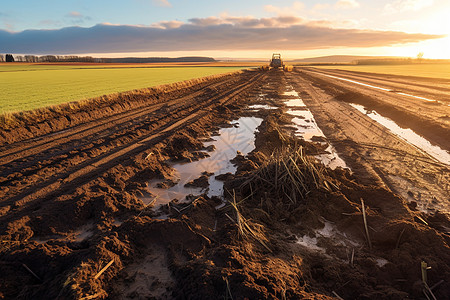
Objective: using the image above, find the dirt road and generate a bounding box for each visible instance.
[300,67,450,150]
[0,69,448,299]
[287,68,449,214]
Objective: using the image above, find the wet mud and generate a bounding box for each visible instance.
[0,69,449,299]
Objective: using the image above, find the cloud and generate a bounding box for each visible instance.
[384,0,434,14]
[68,11,82,18]
[65,11,91,25]
[188,16,305,28]
[0,17,443,55]
[152,20,183,29]
[152,0,171,7]
[335,0,360,9]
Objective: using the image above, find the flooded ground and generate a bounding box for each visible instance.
[282,89,349,170]
[2,70,449,300]
[350,103,450,165]
[248,104,277,110]
[320,73,444,104]
[147,117,263,205]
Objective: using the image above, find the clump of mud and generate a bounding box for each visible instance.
[184,174,211,188]
[168,108,450,299]
[169,145,449,299]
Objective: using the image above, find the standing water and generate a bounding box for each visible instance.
[282,89,348,170]
[147,117,263,205]
[350,103,450,165]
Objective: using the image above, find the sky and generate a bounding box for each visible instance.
[0,0,449,59]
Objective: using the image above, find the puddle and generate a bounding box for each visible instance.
[375,258,389,267]
[296,235,325,252]
[283,90,299,97]
[288,110,325,141]
[116,246,175,299]
[350,103,450,165]
[282,90,349,170]
[321,73,391,92]
[73,224,93,242]
[296,221,360,253]
[397,92,436,103]
[316,145,349,171]
[248,104,278,110]
[113,219,123,227]
[296,221,390,268]
[148,117,263,205]
[387,174,448,214]
[284,98,307,108]
[29,235,64,244]
[320,73,441,104]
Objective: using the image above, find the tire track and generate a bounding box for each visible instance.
[286,71,449,213]
[0,73,254,197]
[1,72,265,214]
[303,67,450,99]
[0,74,242,165]
[297,68,450,151]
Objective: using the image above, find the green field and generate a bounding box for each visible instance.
[0,64,245,114]
[313,63,450,80]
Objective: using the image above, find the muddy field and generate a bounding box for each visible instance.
[0,68,449,299]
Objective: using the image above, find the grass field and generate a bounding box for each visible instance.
[313,63,450,80]
[0,64,246,114]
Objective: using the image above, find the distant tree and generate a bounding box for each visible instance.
[5,54,14,62]
[39,55,57,62]
[15,55,24,62]
[25,55,39,62]
[0,54,4,62]
[417,52,424,63]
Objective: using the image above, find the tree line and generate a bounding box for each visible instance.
[0,54,216,63]
[0,54,105,63]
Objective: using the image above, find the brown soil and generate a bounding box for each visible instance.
[184,175,210,189]
[0,69,448,300]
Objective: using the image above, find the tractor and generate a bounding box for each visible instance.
[261,53,293,71]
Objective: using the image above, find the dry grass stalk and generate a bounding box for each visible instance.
[332,291,345,300]
[423,283,437,300]
[22,263,42,281]
[79,293,103,300]
[429,280,444,291]
[350,248,355,267]
[395,228,405,249]
[137,197,157,217]
[416,215,428,226]
[93,259,115,280]
[421,261,432,285]
[361,198,372,250]
[240,145,335,209]
[224,277,234,300]
[228,193,272,252]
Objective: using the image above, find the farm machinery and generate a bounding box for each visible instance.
[261,53,293,71]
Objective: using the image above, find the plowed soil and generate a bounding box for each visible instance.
[0,68,448,300]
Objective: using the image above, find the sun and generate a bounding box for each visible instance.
[388,36,450,59]
[385,5,450,59]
